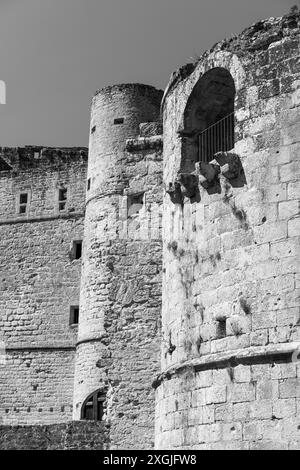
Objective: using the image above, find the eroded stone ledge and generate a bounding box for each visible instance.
[126,135,163,152]
[153,342,300,389]
[0,212,85,226]
[6,344,75,352]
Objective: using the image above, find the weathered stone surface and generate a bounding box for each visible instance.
[0,8,299,452]
[73,84,163,450]
[0,147,87,425]
[156,10,300,450]
[0,421,109,450]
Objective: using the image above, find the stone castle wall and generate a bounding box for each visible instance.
[0,421,109,450]
[0,10,299,451]
[155,11,300,449]
[73,84,164,449]
[0,146,88,424]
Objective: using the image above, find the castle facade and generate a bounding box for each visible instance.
[0,10,300,450]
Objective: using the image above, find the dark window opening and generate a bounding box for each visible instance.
[114,118,124,125]
[70,306,79,325]
[58,188,67,211]
[87,178,91,191]
[181,67,236,172]
[19,193,28,214]
[81,390,105,421]
[20,193,28,205]
[127,192,144,218]
[217,319,227,339]
[73,240,82,260]
[91,125,96,134]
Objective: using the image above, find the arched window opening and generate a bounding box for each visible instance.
[81,390,106,421]
[181,68,235,173]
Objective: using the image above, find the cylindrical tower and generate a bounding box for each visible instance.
[73,84,163,449]
[155,12,300,450]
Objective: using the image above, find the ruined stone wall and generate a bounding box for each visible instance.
[0,421,109,450]
[73,84,163,449]
[155,11,300,449]
[0,146,88,425]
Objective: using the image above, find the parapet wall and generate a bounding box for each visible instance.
[155,11,300,450]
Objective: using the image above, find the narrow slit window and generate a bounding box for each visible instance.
[73,240,82,260]
[19,193,28,214]
[114,118,124,125]
[91,125,96,134]
[58,188,67,211]
[87,178,91,191]
[70,306,79,326]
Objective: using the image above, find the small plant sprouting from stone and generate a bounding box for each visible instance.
[222,181,233,204]
[167,332,176,355]
[239,297,251,315]
[183,339,192,354]
[227,366,234,382]
[167,241,178,252]
[209,251,221,268]
[230,319,243,336]
[196,335,203,354]
[198,304,205,323]
[230,202,249,229]
[290,5,298,14]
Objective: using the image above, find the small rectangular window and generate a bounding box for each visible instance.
[59,188,67,201]
[91,125,96,134]
[217,319,226,339]
[58,188,67,211]
[114,118,124,125]
[70,306,79,326]
[87,178,91,191]
[19,192,29,214]
[20,193,28,205]
[73,240,82,260]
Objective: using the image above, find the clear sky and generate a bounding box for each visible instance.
[0,0,297,147]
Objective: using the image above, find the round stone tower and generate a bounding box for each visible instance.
[155,11,300,450]
[73,83,164,449]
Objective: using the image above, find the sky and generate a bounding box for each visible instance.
[0,0,297,148]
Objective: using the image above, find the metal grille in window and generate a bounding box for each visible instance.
[198,112,234,163]
[81,390,105,421]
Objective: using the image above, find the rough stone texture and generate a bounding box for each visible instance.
[0,421,109,450]
[155,11,300,450]
[73,84,164,449]
[0,146,88,425]
[1,10,300,451]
